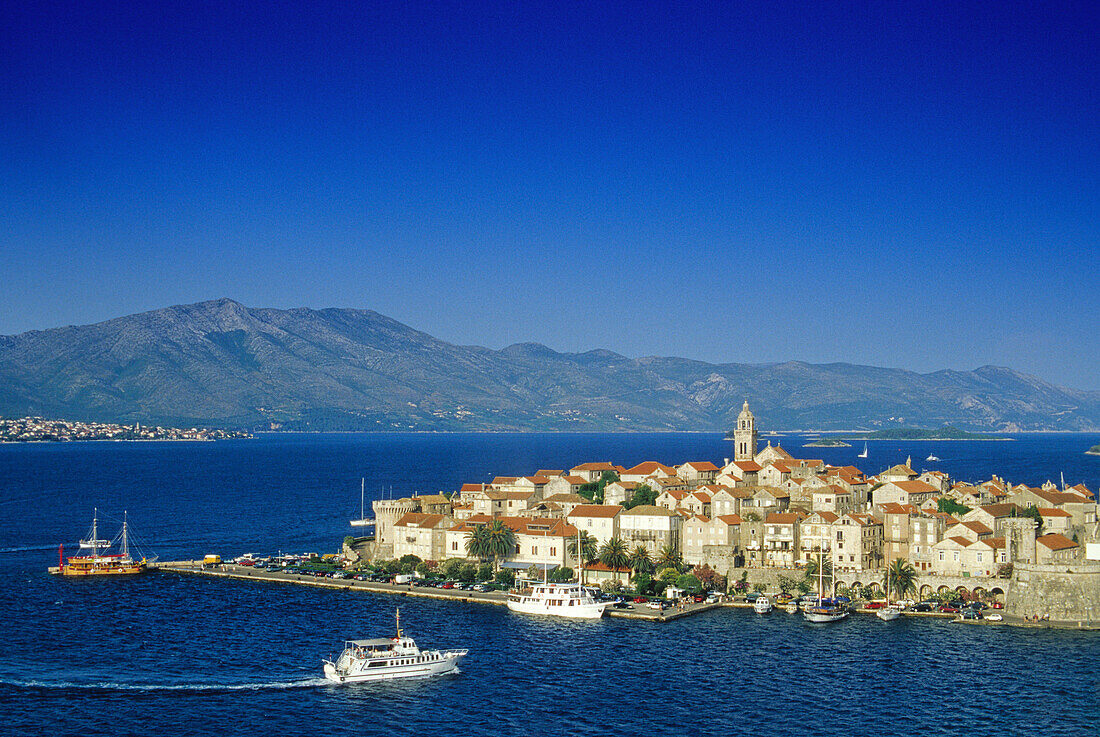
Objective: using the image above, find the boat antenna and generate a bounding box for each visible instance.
[395,607,402,639]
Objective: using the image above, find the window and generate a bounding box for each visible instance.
[550,547,556,556]
[953,551,959,562]
[532,546,538,555]
[451,541,458,551]
[939,551,944,561]
[976,553,983,563]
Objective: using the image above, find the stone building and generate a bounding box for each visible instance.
[732,400,758,462]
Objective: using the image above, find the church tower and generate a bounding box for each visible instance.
[733,400,758,462]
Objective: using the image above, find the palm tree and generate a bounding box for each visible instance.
[568,531,600,583]
[655,544,681,572]
[628,544,654,580]
[599,537,630,574]
[884,558,918,602]
[803,553,833,595]
[483,519,516,575]
[464,525,491,561]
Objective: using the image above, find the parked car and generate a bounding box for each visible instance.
[992,602,1004,609]
[961,610,982,620]
[913,603,933,612]
[865,601,886,610]
[633,596,648,604]
[775,593,793,603]
[706,594,721,604]
[693,594,705,603]
[939,605,960,613]
[613,601,634,609]
[985,613,1003,621]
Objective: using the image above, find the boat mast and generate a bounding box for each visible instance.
[120,510,130,560]
[360,478,365,520]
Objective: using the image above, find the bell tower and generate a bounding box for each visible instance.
[733,400,758,462]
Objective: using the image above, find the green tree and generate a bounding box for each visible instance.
[458,563,477,582]
[776,574,798,594]
[752,582,766,593]
[464,525,491,561]
[1012,504,1044,534]
[549,566,574,583]
[937,497,971,516]
[415,561,434,578]
[495,569,516,587]
[398,554,422,573]
[628,544,654,579]
[804,554,833,595]
[742,511,761,523]
[439,558,465,580]
[884,558,918,602]
[624,483,658,510]
[655,544,682,572]
[568,531,600,583]
[676,573,703,594]
[795,578,812,595]
[656,566,680,584]
[633,572,653,596]
[599,537,630,573]
[476,562,493,582]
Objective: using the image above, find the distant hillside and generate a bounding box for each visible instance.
[2,298,1099,432]
[848,426,1008,440]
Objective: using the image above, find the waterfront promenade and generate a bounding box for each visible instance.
[156,560,724,622]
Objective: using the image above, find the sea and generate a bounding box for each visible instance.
[1,432,1098,736]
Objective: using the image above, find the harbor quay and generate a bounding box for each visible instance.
[153,560,722,622]
[151,560,995,625]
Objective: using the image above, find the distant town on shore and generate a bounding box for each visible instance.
[0,416,252,443]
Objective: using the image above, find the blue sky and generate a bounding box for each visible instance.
[2,3,1097,388]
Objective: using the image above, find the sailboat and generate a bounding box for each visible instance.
[350,479,376,528]
[857,443,868,459]
[803,549,848,623]
[57,510,151,576]
[876,568,901,621]
[926,453,940,462]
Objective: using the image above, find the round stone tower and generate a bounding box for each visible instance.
[733,400,758,462]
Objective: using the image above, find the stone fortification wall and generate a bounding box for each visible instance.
[1005,564,1100,627]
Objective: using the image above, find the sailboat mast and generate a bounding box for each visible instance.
[360,478,365,519]
[121,511,130,559]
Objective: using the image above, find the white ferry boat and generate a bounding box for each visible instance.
[753,596,773,614]
[506,582,609,619]
[322,610,467,684]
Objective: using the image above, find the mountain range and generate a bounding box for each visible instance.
[2,298,1098,432]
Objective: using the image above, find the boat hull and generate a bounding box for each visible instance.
[804,609,850,623]
[876,608,901,621]
[506,599,608,619]
[323,653,464,684]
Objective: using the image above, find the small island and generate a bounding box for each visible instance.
[1087,444,1100,456]
[845,425,1008,441]
[803,438,852,447]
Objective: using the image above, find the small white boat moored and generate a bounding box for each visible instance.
[323,610,467,684]
[753,596,773,614]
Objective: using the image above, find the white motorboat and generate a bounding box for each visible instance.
[753,596,773,614]
[784,602,798,614]
[323,609,467,684]
[507,582,609,619]
[876,606,901,621]
[857,443,868,458]
[926,454,940,462]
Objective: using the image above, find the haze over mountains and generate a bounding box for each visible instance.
[1,298,1097,433]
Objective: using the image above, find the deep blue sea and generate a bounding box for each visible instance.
[2,432,1098,736]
